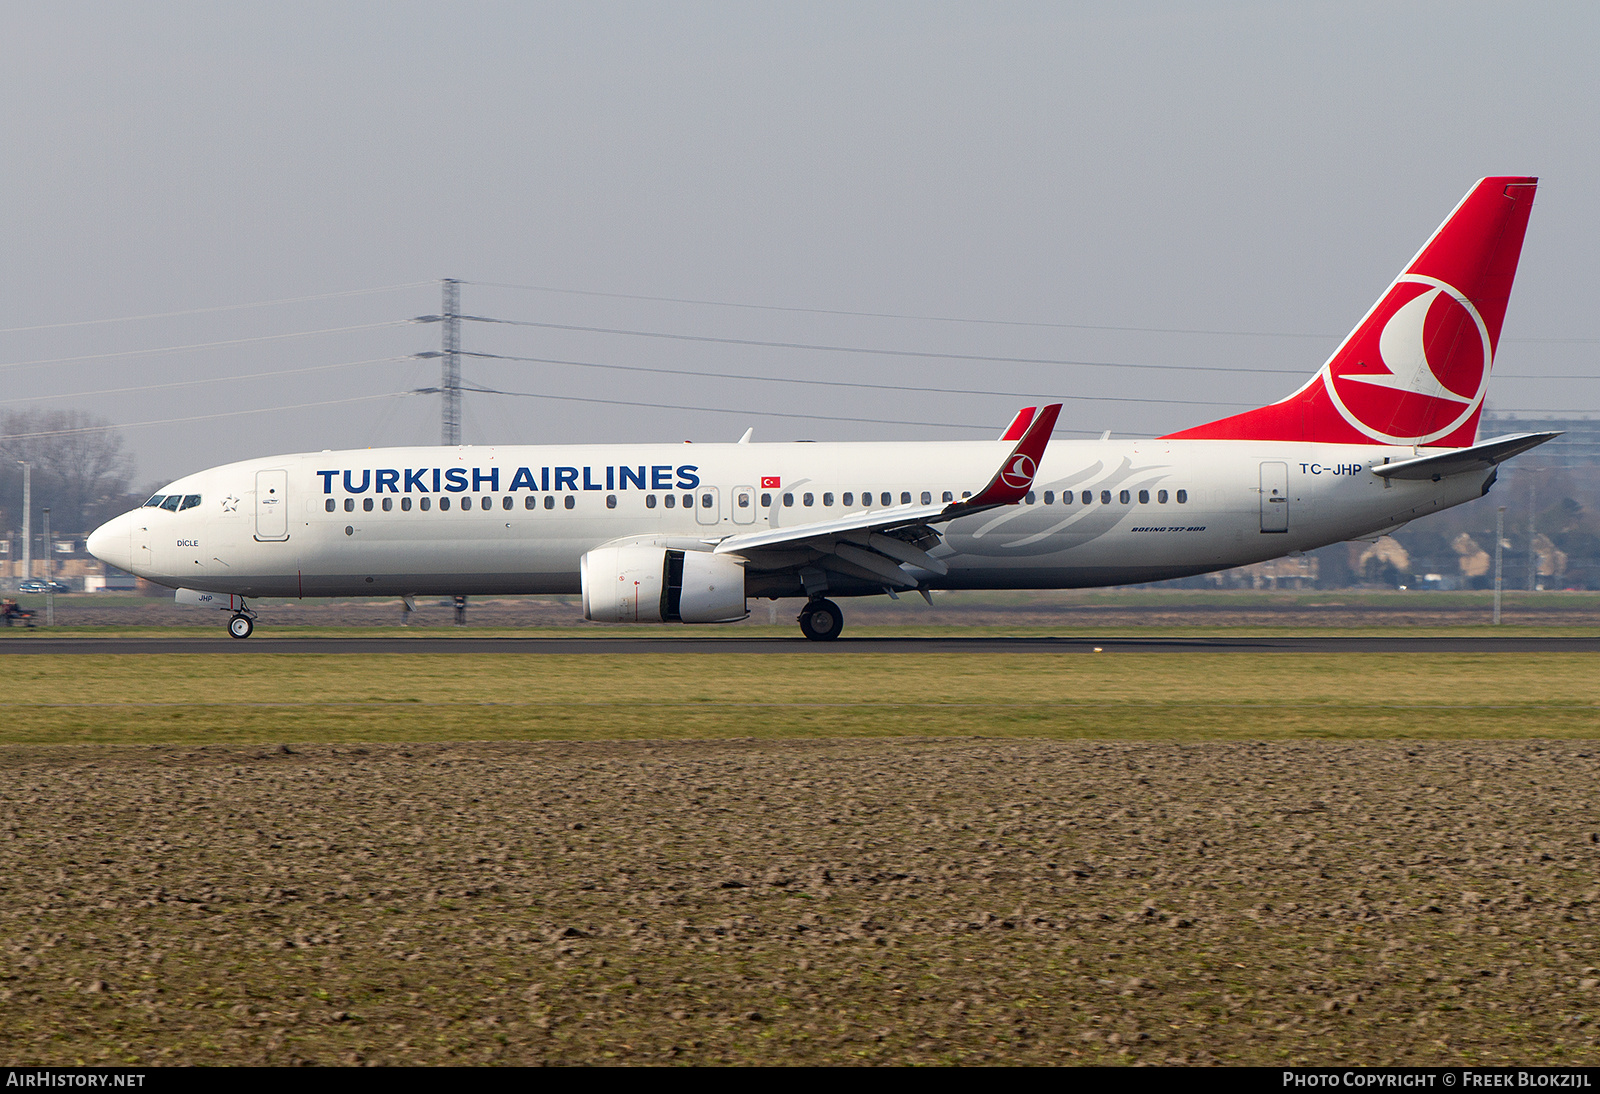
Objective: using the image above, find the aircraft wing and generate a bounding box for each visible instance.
[710,405,1061,587]
[1371,432,1561,481]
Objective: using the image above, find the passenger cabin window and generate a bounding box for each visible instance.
[606,495,617,509]
[664,494,675,508]
[803,493,814,507]
[943,491,953,503]
[646,494,657,509]
[544,496,555,509]
[382,498,393,511]
[881,492,892,506]
[783,493,794,507]
[921,491,932,505]
[1043,491,1054,504]
[440,497,451,511]
[900,492,911,505]
[1158,490,1168,503]
[842,492,854,506]
[1176,489,1188,504]
[1119,490,1130,504]
[503,496,513,511]
[420,497,432,511]
[701,494,713,509]
[363,498,374,512]
[683,494,694,509]
[1100,491,1111,505]
[344,498,355,512]
[1138,490,1149,504]
[565,496,576,509]
[403,498,413,511]
[822,493,833,506]
[1025,492,1036,505]
[325,499,335,512]
[1081,490,1091,505]
[760,492,771,507]
[461,497,473,511]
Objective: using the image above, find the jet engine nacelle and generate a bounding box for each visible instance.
[580,546,748,624]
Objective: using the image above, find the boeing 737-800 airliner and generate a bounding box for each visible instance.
[88,177,1555,640]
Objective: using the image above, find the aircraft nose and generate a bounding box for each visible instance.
[86,512,134,572]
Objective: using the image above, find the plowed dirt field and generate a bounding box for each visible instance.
[3,739,1596,1065]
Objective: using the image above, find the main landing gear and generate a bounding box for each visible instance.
[797,598,844,642]
[227,602,258,639]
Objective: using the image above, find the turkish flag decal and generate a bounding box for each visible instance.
[761,476,781,489]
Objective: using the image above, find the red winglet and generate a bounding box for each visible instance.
[964,403,1061,508]
[998,406,1036,441]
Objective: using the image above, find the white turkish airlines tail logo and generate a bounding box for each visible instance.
[999,455,1036,491]
[1322,274,1494,445]
[1344,286,1473,404]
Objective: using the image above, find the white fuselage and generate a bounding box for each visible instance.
[88,438,1491,602]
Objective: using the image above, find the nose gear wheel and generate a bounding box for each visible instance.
[226,600,258,639]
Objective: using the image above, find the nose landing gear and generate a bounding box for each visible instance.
[227,601,258,639]
[797,598,843,642]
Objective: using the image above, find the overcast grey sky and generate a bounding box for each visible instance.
[3,0,1596,487]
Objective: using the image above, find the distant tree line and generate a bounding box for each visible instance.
[1369,463,1600,591]
[0,409,142,537]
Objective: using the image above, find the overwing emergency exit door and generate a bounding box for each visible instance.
[255,469,290,541]
[1260,462,1289,533]
[695,486,721,526]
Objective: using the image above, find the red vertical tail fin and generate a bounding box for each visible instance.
[1165,177,1537,447]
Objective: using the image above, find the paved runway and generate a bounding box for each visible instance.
[2,634,1597,655]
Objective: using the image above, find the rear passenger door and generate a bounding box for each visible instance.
[1260,462,1289,534]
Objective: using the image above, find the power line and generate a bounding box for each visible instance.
[457,315,1308,375]
[0,282,434,336]
[450,383,1037,434]
[2,391,415,440]
[464,279,1598,345]
[458,326,1592,382]
[465,280,1337,340]
[458,350,1253,408]
[0,356,411,406]
[0,321,412,374]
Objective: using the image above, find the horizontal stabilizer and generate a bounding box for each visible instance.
[1371,432,1561,480]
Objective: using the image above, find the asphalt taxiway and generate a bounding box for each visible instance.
[2,635,1597,655]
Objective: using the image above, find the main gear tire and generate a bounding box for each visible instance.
[228,614,254,639]
[797,598,844,642]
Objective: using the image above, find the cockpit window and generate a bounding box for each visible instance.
[178,495,202,511]
[144,495,166,508]
[159,495,182,511]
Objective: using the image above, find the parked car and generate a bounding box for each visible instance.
[18,580,70,594]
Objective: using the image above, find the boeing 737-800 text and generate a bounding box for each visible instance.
[87,177,1555,640]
